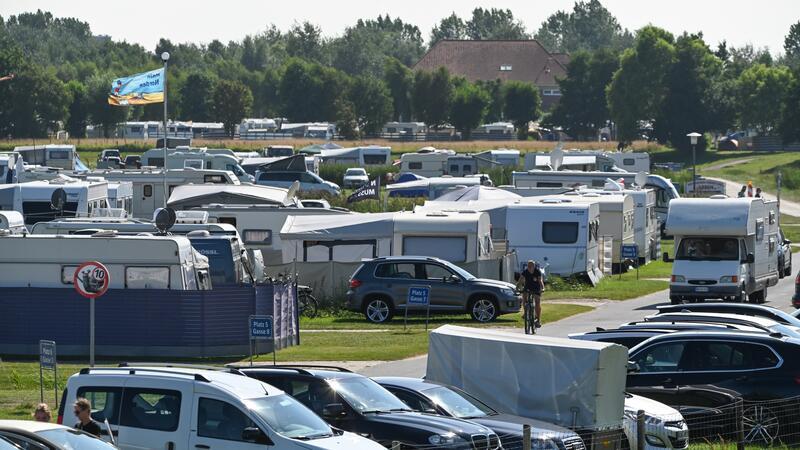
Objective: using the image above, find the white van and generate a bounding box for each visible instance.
[59,366,384,450]
[664,196,780,304]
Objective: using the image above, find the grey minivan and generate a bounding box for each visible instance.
[346,256,521,323]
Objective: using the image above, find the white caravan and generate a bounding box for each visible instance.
[398,148,455,177]
[393,211,492,263]
[319,146,392,166]
[0,211,25,234]
[190,204,352,263]
[92,168,239,219]
[0,233,211,290]
[386,176,482,199]
[505,199,602,282]
[664,196,780,304]
[13,145,82,170]
[524,150,650,173]
[107,181,133,215]
[512,170,679,229]
[0,179,110,226]
[140,148,253,182]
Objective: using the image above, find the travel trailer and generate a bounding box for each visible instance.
[664,196,780,304]
[393,211,492,263]
[92,168,239,219]
[0,211,25,234]
[13,145,88,171]
[0,233,211,290]
[524,150,650,173]
[387,176,482,199]
[107,181,133,215]
[0,179,110,225]
[140,148,253,182]
[319,146,392,166]
[190,204,352,262]
[398,148,455,177]
[505,199,602,282]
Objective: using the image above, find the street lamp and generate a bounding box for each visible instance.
[687,132,701,196]
[160,52,170,208]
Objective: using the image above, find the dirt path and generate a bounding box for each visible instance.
[705,176,800,217]
[705,158,753,171]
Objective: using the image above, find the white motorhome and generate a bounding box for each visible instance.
[524,150,650,173]
[398,148,455,177]
[0,179,110,226]
[606,152,650,173]
[13,145,83,170]
[513,170,679,229]
[0,211,25,234]
[0,233,211,290]
[92,168,240,219]
[664,196,780,304]
[191,204,352,263]
[505,199,602,282]
[319,146,392,166]
[140,148,253,182]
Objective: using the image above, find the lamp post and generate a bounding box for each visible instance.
[687,132,701,196]
[161,52,170,208]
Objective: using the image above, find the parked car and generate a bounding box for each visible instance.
[374,377,587,450]
[239,366,502,449]
[96,149,122,169]
[779,228,792,278]
[256,169,341,196]
[0,421,116,450]
[570,322,763,349]
[346,256,521,323]
[343,168,369,189]
[123,155,141,169]
[642,311,800,337]
[622,393,688,450]
[656,303,800,327]
[627,330,800,444]
[59,366,385,450]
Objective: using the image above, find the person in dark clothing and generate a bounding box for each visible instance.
[74,397,102,437]
[738,186,747,198]
[521,260,544,328]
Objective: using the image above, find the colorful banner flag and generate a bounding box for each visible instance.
[347,178,381,203]
[108,68,164,106]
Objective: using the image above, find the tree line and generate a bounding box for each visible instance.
[0,3,798,146]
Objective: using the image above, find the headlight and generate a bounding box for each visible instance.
[645,434,667,447]
[501,288,516,297]
[720,275,739,284]
[428,433,461,445]
[531,438,559,450]
[671,275,685,283]
[645,414,663,425]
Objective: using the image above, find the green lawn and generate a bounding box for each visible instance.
[701,151,800,202]
[547,276,668,301]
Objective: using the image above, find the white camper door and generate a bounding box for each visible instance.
[403,236,467,262]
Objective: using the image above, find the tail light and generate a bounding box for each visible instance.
[349,279,362,289]
[795,272,800,284]
[57,415,63,424]
[670,275,676,282]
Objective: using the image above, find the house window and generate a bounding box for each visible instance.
[500,65,513,71]
[542,89,562,96]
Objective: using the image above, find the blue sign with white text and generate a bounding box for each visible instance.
[249,315,274,340]
[622,244,639,259]
[408,286,430,306]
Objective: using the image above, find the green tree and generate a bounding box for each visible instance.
[383,57,413,121]
[475,79,505,123]
[278,58,349,122]
[785,22,800,58]
[503,81,541,139]
[465,8,528,40]
[449,82,489,139]
[430,13,467,46]
[179,72,215,121]
[87,75,127,138]
[329,15,424,77]
[349,76,393,136]
[286,21,326,62]
[335,98,358,140]
[534,0,633,53]
[212,79,253,137]
[737,64,793,135]
[411,67,453,129]
[607,26,676,142]
[64,80,89,137]
[780,68,800,143]
[549,49,619,140]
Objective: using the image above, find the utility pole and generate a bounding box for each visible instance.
[161,52,170,208]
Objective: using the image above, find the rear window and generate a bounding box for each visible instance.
[542,222,579,244]
[120,388,181,432]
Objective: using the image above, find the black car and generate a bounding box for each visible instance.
[375,377,586,450]
[123,155,141,169]
[627,330,800,444]
[569,322,761,349]
[240,366,502,449]
[656,303,800,327]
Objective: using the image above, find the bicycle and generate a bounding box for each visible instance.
[521,290,537,335]
[297,285,319,318]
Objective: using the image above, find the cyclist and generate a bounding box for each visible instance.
[521,260,544,329]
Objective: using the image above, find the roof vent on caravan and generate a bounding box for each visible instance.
[91,229,118,238]
[175,210,209,224]
[154,207,177,234]
[540,198,564,204]
[187,230,211,237]
[710,194,729,199]
[426,211,448,217]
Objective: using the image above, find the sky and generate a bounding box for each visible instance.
[1,0,798,54]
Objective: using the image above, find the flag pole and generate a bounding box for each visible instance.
[160,52,170,208]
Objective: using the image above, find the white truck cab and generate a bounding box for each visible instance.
[59,366,385,450]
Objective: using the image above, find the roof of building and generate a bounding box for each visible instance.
[414,40,567,87]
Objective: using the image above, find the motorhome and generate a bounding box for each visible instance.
[513,170,679,229]
[190,204,352,262]
[606,152,650,173]
[13,145,88,171]
[473,149,521,171]
[387,176,482,199]
[664,196,780,304]
[505,199,602,282]
[0,179,110,225]
[139,148,252,182]
[92,168,240,219]
[523,150,650,173]
[319,146,392,166]
[0,211,25,234]
[0,233,211,290]
[398,148,455,177]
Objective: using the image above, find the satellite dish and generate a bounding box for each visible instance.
[153,207,177,234]
[550,144,564,171]
[634,171,648,188]
[50,188,67,211]
[285,181,300,206]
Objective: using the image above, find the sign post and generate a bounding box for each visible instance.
[405,286,431,331]
[249,315,275,366]
[73,262,110,367]
[622,244,639,280]
[39,340,57,407]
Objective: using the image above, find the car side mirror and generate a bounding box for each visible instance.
[663,252,673,263]
[446,274,461,284]
[242,427,273,445]
[626,361,640,373]
[784,239,791,245]
[746,253,755,264]
[323,403,347,419]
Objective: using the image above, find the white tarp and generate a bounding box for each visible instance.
[426,325,626,431]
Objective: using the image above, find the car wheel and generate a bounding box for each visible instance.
[470,298,498,322]
[749,289,764,304]
[363,297,394,324]
[670,296,681,305]
[734,285,747,303]
[742,404,780,445]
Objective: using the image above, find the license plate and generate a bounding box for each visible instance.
[695,287,709,292]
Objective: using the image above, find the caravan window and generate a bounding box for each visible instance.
[623,158,635,166]
[143,185,153,197]
[204,175,226,183]
[244,229,272,245]
[450,164,459,173]
[409,162,422,170]
[542,222,579,244]
[184,159,203,169]
[403,236,467,262]
[125,266,170,289]
[537,182,562,187]
[756,219,765,241]
[364,154,386,165]
[48,150,70,160]
[61,265,79,284]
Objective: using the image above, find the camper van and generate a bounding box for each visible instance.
[0,233,211,290]
[93,168,240,219]
[0,179,110,225]
[140,148,253,182]
[505,199,602,282]
[664,197,780,304]
[319,146,392,166]
[513,170,679,228]
[0,211,25,234]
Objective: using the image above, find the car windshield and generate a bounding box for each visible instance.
[676,237,739,261]
[245,395,333,440]
[0,437,19,450]
[423,386,495,419]
[330,377,410,413]
[37,429,117,449]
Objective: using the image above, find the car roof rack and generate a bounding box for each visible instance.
[233,364,352,374]
[79,366,212,382]
[118,362,245,376]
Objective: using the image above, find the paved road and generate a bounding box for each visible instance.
[361,252,800,378]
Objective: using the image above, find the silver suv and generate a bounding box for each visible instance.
[346,256,521,323]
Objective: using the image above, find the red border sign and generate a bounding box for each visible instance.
[73,261,110,299]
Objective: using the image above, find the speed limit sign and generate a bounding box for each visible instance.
[73,261,110,299]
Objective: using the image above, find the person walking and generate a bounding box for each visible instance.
[738,185,747,198]
[747,181,754,197]
[755,187,762,198]
[521,260,544,329]
[73,398,102,437]
[32,403,51,422]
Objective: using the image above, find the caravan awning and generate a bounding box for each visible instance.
[167,184,295,208]
[280,212,395,241]
[435,185,520,202]
[534,155,597,167]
